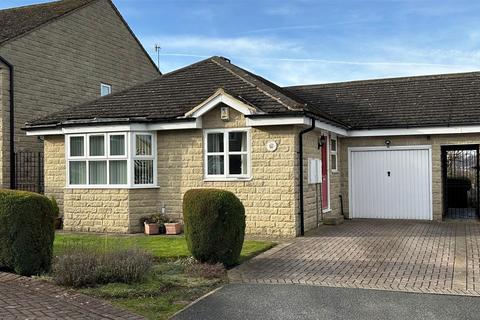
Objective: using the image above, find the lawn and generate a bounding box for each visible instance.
[53,233,276,319]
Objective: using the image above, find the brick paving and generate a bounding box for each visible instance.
[230,220,480,296]
[0,272,143,319]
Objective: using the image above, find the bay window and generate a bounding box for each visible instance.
[66,132,156,187]
[204,128,251,180]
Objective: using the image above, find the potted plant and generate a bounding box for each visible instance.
[140,214,169,235]
[165,220,182,235]
[140,216,160,235]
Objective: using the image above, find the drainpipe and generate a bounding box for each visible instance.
[0,55,15,189]
[298,117,315,236]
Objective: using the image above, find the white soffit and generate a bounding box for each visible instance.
[25,118,202,136]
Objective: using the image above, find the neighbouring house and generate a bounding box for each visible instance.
[0,0,159,190]
[24,56,480,237]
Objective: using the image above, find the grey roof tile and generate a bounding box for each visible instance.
[285,72,480,129]
[0,0,96,45]
[27,56,347,128]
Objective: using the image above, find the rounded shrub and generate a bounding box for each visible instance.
[0,189,55,276]
[183,189,246,266]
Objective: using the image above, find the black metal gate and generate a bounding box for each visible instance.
[14,151,44,194]
[441,145,479,219]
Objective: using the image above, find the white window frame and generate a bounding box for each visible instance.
[131,132,157,187]
[100,83,112,96]
[330,135,338,173]
[66,132,157,188]
[204,128,252,181]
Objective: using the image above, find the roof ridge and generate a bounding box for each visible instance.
[286,71,480,89]
[0,0,70,12]
[210,56,305,111]
[0,0,100,46]
[159,56,214,79]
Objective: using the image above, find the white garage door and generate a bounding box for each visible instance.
[349,146,432,220]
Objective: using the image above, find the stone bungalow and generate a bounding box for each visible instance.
[25,56,480,237]
[0,0,159,189]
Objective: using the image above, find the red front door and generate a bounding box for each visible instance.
[321,137,329,209]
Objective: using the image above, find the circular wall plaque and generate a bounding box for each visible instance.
[266,140,278,152]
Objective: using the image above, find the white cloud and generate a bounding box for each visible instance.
[142,35,302,57]
[239,20,377,35]
[141,35,480,85]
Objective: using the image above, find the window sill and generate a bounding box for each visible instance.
[203,177,253,182]
[65,185,160,190]
[331,170,340,174]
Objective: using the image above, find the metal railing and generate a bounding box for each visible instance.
[14,151,44,194]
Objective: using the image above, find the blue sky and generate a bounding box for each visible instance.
[3,0,480,85]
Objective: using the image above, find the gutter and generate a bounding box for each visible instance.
[24,116,199,131]
[298,117,315,236]
[0,55,15,189]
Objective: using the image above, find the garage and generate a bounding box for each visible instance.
[349,146,432,220]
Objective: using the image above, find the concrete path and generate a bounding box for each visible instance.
[230,220,480,295]
[173,283,480,320]
[0,272,143,319]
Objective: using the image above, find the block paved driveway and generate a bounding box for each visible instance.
[0,272,143,319]
[230,219,480,296]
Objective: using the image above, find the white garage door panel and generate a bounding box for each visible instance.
[350,147,432,220]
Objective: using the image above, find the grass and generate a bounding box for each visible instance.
[53,233,276,319]
[54,233,275,261]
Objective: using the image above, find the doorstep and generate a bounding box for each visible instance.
[322,214,344,225]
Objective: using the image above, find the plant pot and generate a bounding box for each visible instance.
[144,222,160,235]
[54,217,63,230]
[165,222,182,235]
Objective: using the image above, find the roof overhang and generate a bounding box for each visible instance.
[27,116,480,138]
[246,115,348,136]
[25,118,202,136]
[348,125,480,137]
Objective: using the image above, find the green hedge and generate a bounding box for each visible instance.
[183,189,245,266]
[0,190,55,276]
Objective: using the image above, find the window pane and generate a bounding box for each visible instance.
[331,139,337,152]
[89,161,107,184]
[207,133,224,152]
[110,135,125,156]
[69,161,86,184]
[229,132,247,152]
[109,160,127,184]
[134,160,154,184]
[136,134,152,156]
[229,154,247,175]
[207,155,224,175]
[70,136,84,157]
[101,84,111,96]
[331,154,337,170]
[89,135,105,156]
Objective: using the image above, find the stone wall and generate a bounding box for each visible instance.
[0,0,158,187]
[301,131,342,233]
[44,136,65,212]
[340,134,480,221]
[63,189,130,233]
[44,106,298,236]
[157,106,298,237]
[128,189,161,233]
